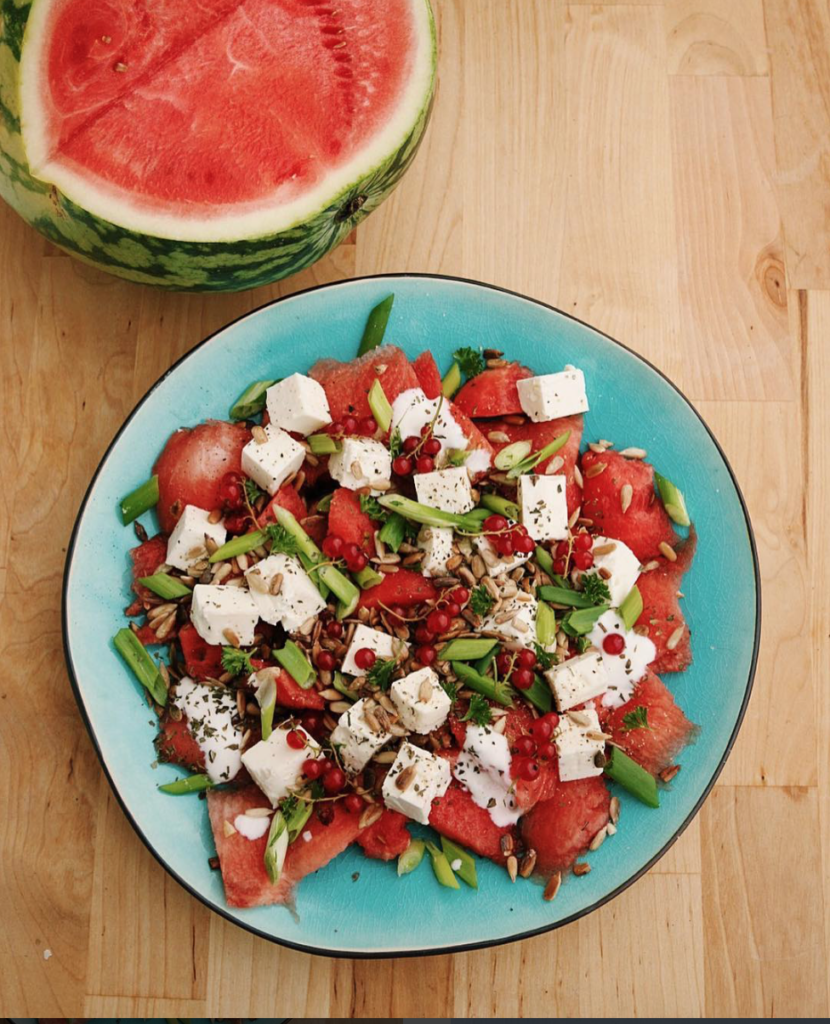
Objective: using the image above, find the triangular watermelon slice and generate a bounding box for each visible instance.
[453,363,533,418]
[327,487,377,554]
[412,351,443,399]
[605,670,694,774]
[428,781,515,863]
[257,483,307,528]
[636,531,696,673]
[127,534,169,609]
[156,714,205,772]
[357,567,437,610]
[356,808,412,860]
[310,346,420,422]
[520,775,611,875]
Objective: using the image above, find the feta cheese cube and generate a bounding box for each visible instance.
[381,742,451,824]
[244,553,325,632]
[587,535,641,606]
[545,650,609,711]
[553,708,606,782]
[518,474,568,541]
[473,531,533,577]
[418,525,454,577]
[166,504,227,571]
[481,590,537,643]
[390,667,451,733]
[241,724,322,806]
[517,368,589,422]
[265,373,331,436]
[414,466,474,513]
[329,437,392,493]
[341,623,406,676]
[191,584,259,646]
[241,425,305,496]
[172,677,243,783]
[330,697,393,773]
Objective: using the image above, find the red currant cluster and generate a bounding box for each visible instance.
[551,530,594,575]
[414,586,470,665]
[285,729,354,799]
[511,712,560,781]
[481,514,535,556]
[392,423,442,477]
[495,646,538,690]
[321,533,368,572]
[217,471,251,533]
[326,414,378,438]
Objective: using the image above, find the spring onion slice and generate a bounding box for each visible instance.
[654,471,690,528]
[441,362,462,398]
[494,440,531,471]
[113,628,168,705]
[273,506,359,608]
[453,661,513,707]
[524,673,553,713]
[480,493,520,521]
[333,671,359,702]
[536,600,557,646]
[229,379,276,420]
[138,573,192,600]
[563,604,610,635]
[506,430,571,478]
[439,836,478,888]
[368,378,393,433]
[254,670,277,741]
[603,746,660,808]
[158,773,213,795]
[439,638,498,661]
[398,838,426,876]
[619,584,643,631]
[537,585,598,608]
[308,433,340,455]
[425,841,460,889]
[120,475,159,525]
[209,530,266,564]
[275,640,316,688]
[355,565,384,590]
[377,494,483,533]
[264,809,289,883]
[284,797,314,843]
[357,294,394,356]
[378,512,407,552]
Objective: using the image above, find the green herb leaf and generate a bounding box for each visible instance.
[621,705,651,732]
[440,678,459,703]
[365,657,398,691]
[581,573,611,606]
[221,647,254,678]
[389,427,403,458]
[359,494,389,522]
[453,346,485,379]
[470,584,494,617]
[265,523,300,556]
[445,448,470,467]
[461,693,492,726]
[244,477,264,504]
[576,636,592,654]
[533,643,555,670]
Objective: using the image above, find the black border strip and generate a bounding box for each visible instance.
[61,272,762,960]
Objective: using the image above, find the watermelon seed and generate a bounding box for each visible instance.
[506,855,518,882]
[543,872,562,901]
[573,862,591,877]
[666,626,685,651]
[620,483,633,514]
[659,765,681,783]
[609,796,621,824]
[659,541,678,562]
[589,826,608,852]
[113,62,127,72]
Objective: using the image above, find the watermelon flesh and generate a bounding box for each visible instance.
[127,533,168,607]
[429,781,514,862]
[156,715,205,772]
[327,487,377,554]
[178,623,224,681]
[520,776,611,875]
[605,670,694,775]
[412,351,443,399]
[257,483,307,528]
[453,363,532,418]
[636,531,696,673]
[355,809,411,860]
[357,567,437,610]
[310,346,421,422]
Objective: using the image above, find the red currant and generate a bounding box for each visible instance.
[417,645,437,666]
[286,729,305,750]
[359,416,378,436]
[537,742,556,760]
[302,711,323,735]
[322,766,346,793]
[223,512,248,534]
[530,718,553,743]
[353,647,376,670]
[388,603,407,623]
[450,586,470,606]
[520,759,540,781]
[511,667,534,690]
[327,421,343,436]
[217,472,244,511]
[516,648,537,669]
[317,803,335,825]
[426,609,450,633]
[496,652,514,676]
[416,455,435,474]
[326,620,344,639]
[513,533,535,554]
[316,650,336,671]
[321,534,344,559]
[303,757,324,779]
[393,455,413,476]
[496,536,514,557]
[446,601,461,618]
[403,435,420,453]
[343,793,364,814]
[420,424,432,437]
[342,415,358,435]
[572,550,594,570]
[347,551,368,572]
[553,557,568,575]
[414,626,435,644]
[513,735,536,756]
[543,712,560,731]
[574,532,593,551]
[483,514,508,532]
[603,633,626,655]
[423,437,442,456]
[343,542,361,562]
[555,540,570,558]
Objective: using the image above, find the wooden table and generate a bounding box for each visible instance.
[1,0,828,1017]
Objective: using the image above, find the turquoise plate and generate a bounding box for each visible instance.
[63,275,760,957]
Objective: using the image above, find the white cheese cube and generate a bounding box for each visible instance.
[329,437,392,494]
[480,590,538,643]
[265,373,331,436]
[330,697,393,773]
[418,525,454,577]
[545,650,609,711]
[341,623,406,676]
[453,723,521,827]
[414,466,474,513]
[553,708,606,782]
[241,425,305,496]
[241,724,322,807]
[382,742,451,824]
[587,535,641,607]
[390,667,451,733]
[519,474,568,541]
[473,532,533,577]
[191,584,259,646]
[244,553,325,632]
[172,676,243,783]
[166,504,227,571]
[517,368,589,422]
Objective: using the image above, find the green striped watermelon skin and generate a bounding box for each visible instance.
[0,0,435,291]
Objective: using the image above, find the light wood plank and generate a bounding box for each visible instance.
[665,0,769,76]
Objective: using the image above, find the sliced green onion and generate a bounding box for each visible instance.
[273,507,359,608]
[120,475,159,525]
[445,448,470,467]
[441,362,462,398]
[284,797,314,843]
[298,549,330,599]
[524,673,553,713]
[209,529,266,564]
[357,293,394,356]
[453,661,513,707]
[355,565,383,590]
[439,836,478,889]
[378,511,407,552]
[308,433,340,455]
[333,671,359,702]
[336,590,361,621]
[368,378,393,433]
[229,379,277,420]
[315,492,334,513]
[113,628,167,706]
[480,493,520,522]
[264,809,289,883]
[425,840,460,889]
[494,440,531,471]
[254,670,277,741]
[536,600,557,646]
[158,773,213,795]
[138,573,192,600]
[275,640,316,688]
[564,604,610,635]
[619,584,643,631]
[537,585,597,609]
[473,646,497,677]
[654,471,690,528]
[398,838,426,876]
[534,544,555,577]
[439,637,498,661]
[377,494,483,533]
[506,430,571,478]
[604,746,659,808]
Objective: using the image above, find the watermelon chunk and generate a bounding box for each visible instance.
[502,704,558,810]
[257,483,307,528]
[486,413,584,513]
[636,531,696,673]
[356,808,411,860]
[580,450,678,563]
[453,363,533,418]
[178,623,224,681]
[207,786,362,908]
[310,346,420,422]
[606,670,694,774]
[327,488,376,554]
[520,776,611,875]
[429,781,514,862]
[156,715,204,772]
[413,351,443,399]
[275,669,326,711]
[357,568,437,610]
[448,401,496,475]
[153,421,251,533]
[128,534,169,606]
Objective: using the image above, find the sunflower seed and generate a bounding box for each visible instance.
[593,542,617,556]
[589,826,607,852]
[488,430,511,443]
[568,506,581,530]
[395,765,416,791]
[573,464,584,489]
[245,806,272,818]
[372,750,398,764]
[619,446,647,459]
[545,455,565,475]
[471,555,487,578]
[640,559,660,573]
[252,425,268,444]
[620,483,633,514]
[359,804,383,829]
[212,562,233,584]
[148,602,177,622]
[492,716,507,734]
[223,819,237,837]
[567,709,592,727]
[666,625,685,650]
[506,855,518,882]
[519,849,537,877]
[659,541,677,562]
[418,676,434,702]
[659,764,681,783]
[585,462,607,479]
[573,862,591,876]
[543,872,562,901]
[154,611,177,640]
[610,796,620,824]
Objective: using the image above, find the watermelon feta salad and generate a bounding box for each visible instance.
[114,295,696,909]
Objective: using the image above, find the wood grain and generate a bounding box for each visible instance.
[1,0,828,1017]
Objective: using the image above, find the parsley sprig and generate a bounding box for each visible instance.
[389,428,403,458]
[360,494,389,523]
[265,523,300,556]
[365,657,397,690]
[621,705,651,732]
[244,477,264,504]
[461,693,492,726]
[221,647,254,678]
[453,346,485,379]
[470,584,494,617]
[581,573,611,606]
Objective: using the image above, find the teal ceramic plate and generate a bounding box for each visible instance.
[63,275,760,957]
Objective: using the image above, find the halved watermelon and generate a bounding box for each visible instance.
[327,488,376,554]
[413,351,443,399]
[156,715,204,772]
[310,346,421,422]
[580,450,678,563]
[356,808,411,860]
[605,670,693,775]
[257,483,307,528]
[429,781,514,862]
[636,531,696,673]
[520,776,610,875]
[3,0,436,290]
[207,786,362,907]
[127,533,169,607]
[178,623,224,682]
[153,421,251,533]
[486,413,584,513]
[453,363,532,418]
[357,568,437,610]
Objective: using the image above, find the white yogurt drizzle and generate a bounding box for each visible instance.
[587,609,657,708]
[453,723,522,827]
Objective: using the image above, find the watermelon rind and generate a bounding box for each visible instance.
[0,0,436,291]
